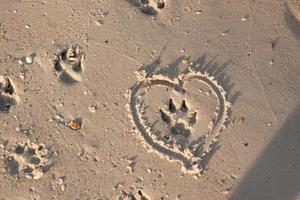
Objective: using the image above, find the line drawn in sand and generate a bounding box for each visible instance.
[0,76,20,112]
[126,56,233,174]
[4,140,57,180]
[52,44,86,84]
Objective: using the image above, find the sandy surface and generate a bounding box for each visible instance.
[0,0,299,200]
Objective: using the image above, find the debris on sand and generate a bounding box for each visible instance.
[69,118,82,130]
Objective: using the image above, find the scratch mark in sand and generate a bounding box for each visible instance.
[89,37,171,67]
[247,1,280,125]
[77,0,106,41]
[78,8,96,41]
[90,39,143,66]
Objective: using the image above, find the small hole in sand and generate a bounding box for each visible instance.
[23,166,34,173]
[27,147,36,155]
[38,145,44,151]
[15,145,25,154]
[30,156,41,165]
[157,1,165,9]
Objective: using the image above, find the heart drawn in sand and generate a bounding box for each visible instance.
[126,66,231,174]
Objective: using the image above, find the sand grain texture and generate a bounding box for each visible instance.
[0,0,299,200]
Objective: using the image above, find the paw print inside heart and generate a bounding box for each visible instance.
[127,59,232,174]
[159,98,198,150]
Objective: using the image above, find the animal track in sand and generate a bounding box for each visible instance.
[139,0,166,15]
[0,76,20,112]
[4,141,56,180]
[53,44,85,84]
[126,64,231,174]
[116,189,150,200]
[159,98,198,151]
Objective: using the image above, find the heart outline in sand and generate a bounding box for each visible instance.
[126,65,231,174]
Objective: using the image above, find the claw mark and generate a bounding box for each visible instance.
[0,76,19,112]
[159,108,171,124]
[3,77,14,95]
[181,100,188,113]
[188,111,197,125]
[168,98,176,113]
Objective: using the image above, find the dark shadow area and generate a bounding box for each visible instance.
[138,53,241,106]
[285,3,300,41]
[58,71,78,85]
[4,157,19,175]
[126,0,141,7]
[0,95,17,112]
[230,104,300,200]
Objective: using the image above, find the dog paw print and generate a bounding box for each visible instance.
[4,141,56,180]
[116,189,150,200]
[159,98,197,150]
[139,0,166,15]
[53,44,85,84]
[0,76,19,112]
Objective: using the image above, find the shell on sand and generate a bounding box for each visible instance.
[288,0,300,21]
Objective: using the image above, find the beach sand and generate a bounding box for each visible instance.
[0,0,299,199]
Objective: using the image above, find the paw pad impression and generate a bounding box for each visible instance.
[4,141,56,180]
[53,44,85,84]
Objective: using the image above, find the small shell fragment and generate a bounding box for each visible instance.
[88,106,97,113]
[61,184,66,191]
[77,146,84,157]
[53,114,64,123]
[18,59,23,65]
[241,14,249,21]
[32,168,44,180]
[69,120,81,130]
[25,173,33,179]
[58,177,66,191]
[25,56,33,64]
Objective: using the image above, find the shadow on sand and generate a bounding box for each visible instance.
[139,53,241,105]
[285,3,300,42]
[230,104,300,200]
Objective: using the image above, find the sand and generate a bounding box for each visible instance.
[0,0,299,200]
